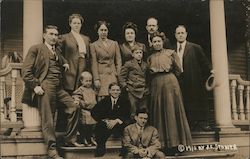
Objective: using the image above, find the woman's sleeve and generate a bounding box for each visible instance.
[115,41,122,75]
[90,43,100,81]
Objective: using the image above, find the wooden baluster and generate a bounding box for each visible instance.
[231,80,238,120]
[238,85,245,120]
[0,76,6,122]
[10,69,17,122]
[245,86,250,120]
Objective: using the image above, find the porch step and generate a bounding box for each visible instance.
[61,138,237,159]
[166,151,237,158]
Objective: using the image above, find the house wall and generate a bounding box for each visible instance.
[0,0,248,79]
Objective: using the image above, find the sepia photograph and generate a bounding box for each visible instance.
[0,0,249,158]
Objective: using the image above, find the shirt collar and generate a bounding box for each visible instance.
[177,40,187,48]
[111,96,118,103]
[44,42,54,50]
[135,123,144,131]
[71,30,80,36]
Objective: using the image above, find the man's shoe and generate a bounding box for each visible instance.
[65,142,84,147]
[47,149,63,159]
[94,146,106,157]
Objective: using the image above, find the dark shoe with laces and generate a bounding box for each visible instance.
[94,145,106,157]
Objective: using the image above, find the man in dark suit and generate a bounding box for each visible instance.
[22,25,79,159]
[123,108,165,159]
[174,25,212,131]
[144,17,171,56]
[91,82,131,157]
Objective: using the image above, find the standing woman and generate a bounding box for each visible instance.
[90,21,122,100]
[120,22,147,64]
[147,32,192,155]
[60,13,90,94]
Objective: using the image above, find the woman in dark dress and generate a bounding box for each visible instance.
[147,32,192,154]
[120,22,147,64]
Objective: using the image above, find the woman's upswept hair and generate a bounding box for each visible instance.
[94,20,110,32]
[122,22,138,35]
[68,13,84,24]
[150,31,167,42]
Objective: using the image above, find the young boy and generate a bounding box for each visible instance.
[118,45,149,119]
[72,71,97,146]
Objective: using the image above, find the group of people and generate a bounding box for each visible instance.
[21,13,212,159]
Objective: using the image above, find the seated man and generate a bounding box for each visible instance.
[123,108,165,159]
[91,82,131,157]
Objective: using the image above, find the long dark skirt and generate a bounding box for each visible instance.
[149,72,192,148]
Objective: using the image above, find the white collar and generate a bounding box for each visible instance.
[135,123,144,131]
[44,42,54,50]
[177,40,187,47]
[71,30,80,36]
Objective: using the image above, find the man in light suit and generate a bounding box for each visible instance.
[22,25,79,159]
[174,25,212,131]
[91,82,131,157]
[123,108,165,159]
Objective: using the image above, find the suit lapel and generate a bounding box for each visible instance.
[68,33,78,48]
[141,126,150,146]
[42,44,50,68]
[183,41,190,59]
[130,124,140,145]
[132,59,147,75]
[96,39,110,54]
[122,42,132,54]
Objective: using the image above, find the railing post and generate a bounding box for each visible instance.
[0,76,6,121]
[231,80,238,120]
[10,69,18,122]
[238,85,245,120]
[245,86,250,120]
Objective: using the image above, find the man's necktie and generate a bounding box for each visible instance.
[138,126,143,148]
[179,43,182,53]
[51,46,58,60]
[112,99,117,110]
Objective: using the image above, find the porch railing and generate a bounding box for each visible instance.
[0,63,23,132]
[229,74,250,125]
[0,63,250,132]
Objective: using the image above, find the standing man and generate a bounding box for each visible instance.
[91,83,131,157]
[145,17,171,55]
[22,25,79,159]
[174,25,212,131]
[123,108,165,159]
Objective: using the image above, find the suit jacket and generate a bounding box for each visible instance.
[91,95,130,123]
[123,123,161,157]
[90,39,122,96]
[119,41,147,64]
[22,43,68,107]
[60,32,90,91]
[174,41,211,112]
[118,59,148,99]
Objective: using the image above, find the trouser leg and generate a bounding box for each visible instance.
[95,121,111,148]
[38,80,57,148]
[57,88,79,144]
